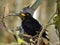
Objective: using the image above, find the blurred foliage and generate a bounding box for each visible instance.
[53,0,60,41]
[53,15,60,38]
[52,15,60,45]
[53,15,60,30]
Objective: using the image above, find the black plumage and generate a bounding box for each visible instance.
[19,12,49,40]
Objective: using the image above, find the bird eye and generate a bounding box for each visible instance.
[26,13,29,16]
[21,13,26,16]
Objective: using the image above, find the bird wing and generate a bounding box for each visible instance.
[22,19,42,31]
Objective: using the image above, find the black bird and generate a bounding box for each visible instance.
[19,12,49,40]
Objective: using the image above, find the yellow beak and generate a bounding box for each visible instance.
[21,13,26,17]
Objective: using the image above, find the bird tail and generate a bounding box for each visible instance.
[42,29,49,45]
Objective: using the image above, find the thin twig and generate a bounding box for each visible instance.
[37,11,57,45]
[37,23,55,45]
[19,33,32,38]
[48,12,57,23]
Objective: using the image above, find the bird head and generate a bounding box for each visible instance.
[19,12,32,20]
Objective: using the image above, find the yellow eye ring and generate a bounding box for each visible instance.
[21,13,26,16]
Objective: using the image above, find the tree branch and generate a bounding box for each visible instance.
[31,0,44,11]
[21,0,44,15]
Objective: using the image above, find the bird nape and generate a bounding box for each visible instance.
[19,12,49,42]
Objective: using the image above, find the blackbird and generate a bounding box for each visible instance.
[19,12,49,40]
